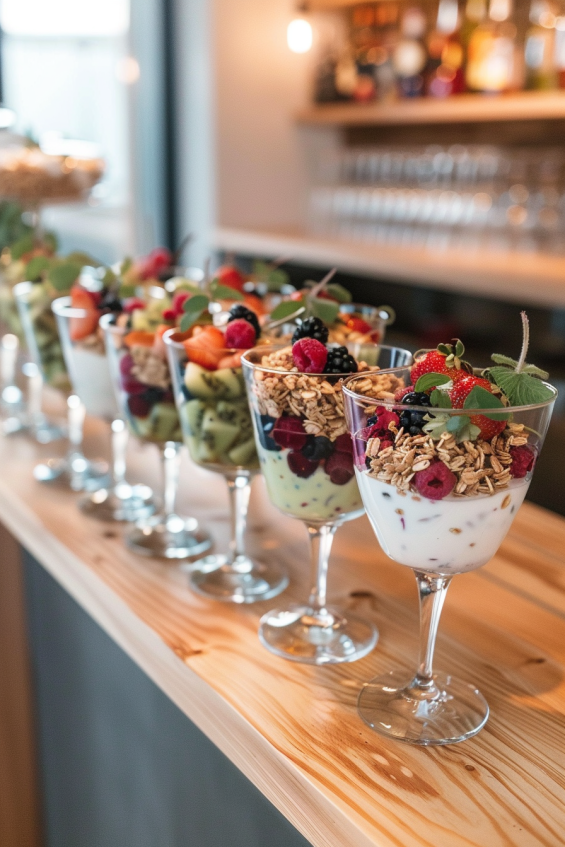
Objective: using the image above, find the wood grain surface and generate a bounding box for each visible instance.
[0,409,564,847]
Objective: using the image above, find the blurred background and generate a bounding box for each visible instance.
[0,0,563,512]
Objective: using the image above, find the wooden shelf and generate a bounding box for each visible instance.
[1,399,565,847]
[213,226,565,309]
[296,91,565,127]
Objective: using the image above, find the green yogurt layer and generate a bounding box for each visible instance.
[259,445,364,522]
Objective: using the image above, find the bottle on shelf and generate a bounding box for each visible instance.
[525,0,558,89]
[392,6,428,97]
[466,0,523,92]
[426,0,466,96]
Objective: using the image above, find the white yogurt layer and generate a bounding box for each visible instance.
[356,470,529,574]
[69,346,119,420]
[259,445,364,523]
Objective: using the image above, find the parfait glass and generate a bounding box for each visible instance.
[14,280,107,488]
[165,330,288,603]
[343,368,557,744]
[101,315,211,559]
[52,297,155,522]
[242,344,413,664]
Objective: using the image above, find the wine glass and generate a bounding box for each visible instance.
[165,330,288,603]
[14,280,108,489]
[100,314,211,559]
[242,344,413,664]
[52,296,155,521]
[343,368,557,744]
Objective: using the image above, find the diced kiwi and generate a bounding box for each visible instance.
[180,398,207,436]
[201,408,240,454]
[227,437,257,467]
[149,402,180,441]
[183,362,216,399]
[216,399,253,436]
[213,367,243,399]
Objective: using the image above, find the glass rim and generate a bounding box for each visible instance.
[342,367,559,414]
[13,280,35,300]
[52,295,88,319]
[241,342,413,379]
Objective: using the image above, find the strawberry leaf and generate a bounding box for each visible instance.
[269,300,303,322]
[489,367,555,406]
[447,414,470,433]
[415,372,450,393]
[48,262,82,291]
[210,282,244,301]
[491,353,519,368]
[430,388,452,408]
[309,297,340,324]
[25,255,50,281]
[182,294,209,314]
[463,386,509,420]
[325,283,352,303]
[180,310,204,332]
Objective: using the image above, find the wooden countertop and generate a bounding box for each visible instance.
[213,226,565,310]
[1,413,564,847]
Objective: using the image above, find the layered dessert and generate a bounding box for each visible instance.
[244,325,382,523]
[0,143,104,204]
[351,332,553,574]
[0,231,57,338]
[173,307,262,471]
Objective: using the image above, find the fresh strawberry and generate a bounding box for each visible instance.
[410,351,449,384]
[344,316,372,334]
[138,247,173,280]
[69,286,100,341]
[450,375,506,440]
[216,265,246,293]
[123,297,146,314]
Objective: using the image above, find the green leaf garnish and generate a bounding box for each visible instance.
[415,372,450,393]
[487,312,554,407]
[269,299,302,322]
[182,294,210,314]
[446,414,470,432]
[48,262,82,292]
[325,283,352,303]
[463,386,509,420]
[25,255,50,281]
[309,297,340,324]
[430,388,452,408]
[10,234,34,260]
[119,283,136,299]
[424,412,480,442]
[210,282,244,301]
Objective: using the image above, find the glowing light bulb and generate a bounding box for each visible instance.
[287,18,313,53]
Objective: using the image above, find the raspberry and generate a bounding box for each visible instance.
[369,407,400,438]
[292,338,328,373]
[227,304,261,338]
[127,394,152,419]
[325,451,354,485]
[172,291,191,314]
[162,308,176,321]
[121,374,147,395]
[410,351,449,384]
[450,375,506,440]
[224,318,256,349]
[123,298,146,314]
[287,450,318,478]
[119,353,135,376]
[414,460,457,501]
[292,316,329,345]
[272,416,307,450]
[334,433,353,455]
[394,385,415,401]
[509,445,536,478]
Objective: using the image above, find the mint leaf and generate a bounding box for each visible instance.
[309,297,339,324]
[48,262,82,291]
[489,367,555,406]
[423,412,449,440]
[180,311,203,332]
[211,282,244,301]
[430,388,452,408]
[463,386,509,420]
[447,414,470,433]
[182,294,209,314]
[325,283,352,303]
[119,283,136,299]
[522,364,550,378]
[415,372,450,393]
[25,255,50,281]
[266,268,289,291]
[457,423,481,443]
[10,234,34,260]
[491,353,519,368]
[269,300,303,322]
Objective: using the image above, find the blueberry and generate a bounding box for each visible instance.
[399,411,412,430]
[182,385,193,401]
[141,387,165,406]
[259,414,281,451]
[302,435,334,462]
[367,414,378,426]
[409,425,421,436]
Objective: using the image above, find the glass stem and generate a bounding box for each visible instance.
[414,571,452,694]
[161,441,181,518]
[111,419,128,485]
[226,473,251,566]
[306,523,337,615]
[67,395,85,457]
[26,365,44,427]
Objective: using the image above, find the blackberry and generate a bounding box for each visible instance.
[292,316,329,345]
[228,305,260,338]
[323,346,358,375]
[301,435,334,462]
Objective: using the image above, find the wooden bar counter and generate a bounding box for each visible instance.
[0,414,564,847]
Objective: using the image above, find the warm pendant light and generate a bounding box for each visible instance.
[287,16,313,53]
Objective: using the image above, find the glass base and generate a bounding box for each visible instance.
[259,604,378,664]
[1,410,64,443]
[33,455,109,491]
[358,670,489,746]
[126,514,212,560]
[185,554,288,604]
[79,482,156,523]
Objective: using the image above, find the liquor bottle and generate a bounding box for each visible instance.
[392,6,428,97]
[426,0,466,96]
[466,0,521,92]
[525,0,558,89]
